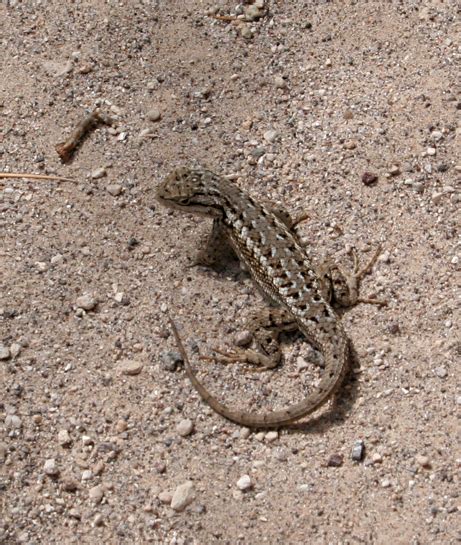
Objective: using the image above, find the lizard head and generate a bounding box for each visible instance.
[156,167,225,217]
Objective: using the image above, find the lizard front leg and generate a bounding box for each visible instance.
[201,307,298,371]
[317,245,386,308]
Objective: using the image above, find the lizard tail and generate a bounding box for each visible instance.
[168,315,349,428]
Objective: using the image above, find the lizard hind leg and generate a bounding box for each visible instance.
[325,245,386,308]
[200,308,298,373]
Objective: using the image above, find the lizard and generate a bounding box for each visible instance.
[157,166,382,428]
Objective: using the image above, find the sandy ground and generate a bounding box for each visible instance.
[1,1,460,544]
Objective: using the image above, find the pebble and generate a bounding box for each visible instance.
[274,75,287,89]
[389,165,401,176]
[115,419,128,433]
[327,454,344,467]
[58,429,72,447]
[0,442,7,462]
[245,5,263,21]
[351,440,365,461]
[235,330,252,347]
[43,59,73,77]
[361,172,378,186]
[344,140,357,150]
[434,366,447,379]
[44,458,60,477]
[381,479,391,488]
[296,356,310,371]
[431,130,443,141]
[117,359,143,376]
[240,427,251,439]
[240,25,253,40]
[158,490,173,504]
[371,453,383,464]
[89,485,104,504]
[106,184,123,196]
[81,470,93,481]
[426,147,436,156]
[236,474,252,491]
[147,107,161,122]
[62,476,79,492]
[93,513,104,527]
[176,419,194,437]
[160,350,183,372]
[171,481,195,511]
[76,294,97,311]
[0,344,10,360]
[415,454,432,469]
[265,431,278,443]
[5,414,22,429]
[91,167,106,179]
[264,129,278,143]
[50,254,64,266]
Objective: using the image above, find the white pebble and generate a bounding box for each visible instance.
[91,167,106,179]
[236,474,252,491]
[75,294,97,311]
[265,431,278,443]
[88,485,104,504]
[176,419,194,437]
[264,129,278,143]
[171,481,195,511]
[58,429,72,447]
[426,147,436,156]
[0,345,11,360]
[44,458,59,476]
[117,359,144,376]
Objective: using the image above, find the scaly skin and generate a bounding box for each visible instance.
[157,167,351,428]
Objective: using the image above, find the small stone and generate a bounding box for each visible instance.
[296,356,310,371]
[344,140,357,150]
[35,261,48,272]
[432,192,444,204]
[81,470,93,481]
[158,490,173,504]
[50,254,64,266]
[415,454,432,469]
[0,344,10,360]
[434,366,447,379]
[106,184,123,196]
[381,479,391,488]
[361,172,378,186]
[236,474,252,491]
[240,25,253,40]
[327,454,344,467]
[160,350,183,372]
[43,60,73,77]
[351,440,365,461]
[44,458,60,477]
[10,343,22,358]
[93,513,104,527]
[76,294,97,311]
[118,359,143,376]
[115,419,128,433]
[91,167,106,179]
[0,442,7,462]
[147,107,161,122]
[240,427,251,439]
[68,508,81,519]
[426,147,436,156]
[371,453,383,464]
[265,431,278,443]
[325,58,332,67]
[245,5,263,21]
[171,481,195,511]
[5,414,22,429]
[58,429,72,447]
[235,330,252,347]
[274,75,287,89]
[81,435,93,446]
[263,130,279,143]
[62,476,79,492]
[89,485,104,504]
[176,419,194,437]
[389,165,401,176]
[431,130,443,141]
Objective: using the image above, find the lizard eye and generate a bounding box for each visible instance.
[178,198,190,206]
